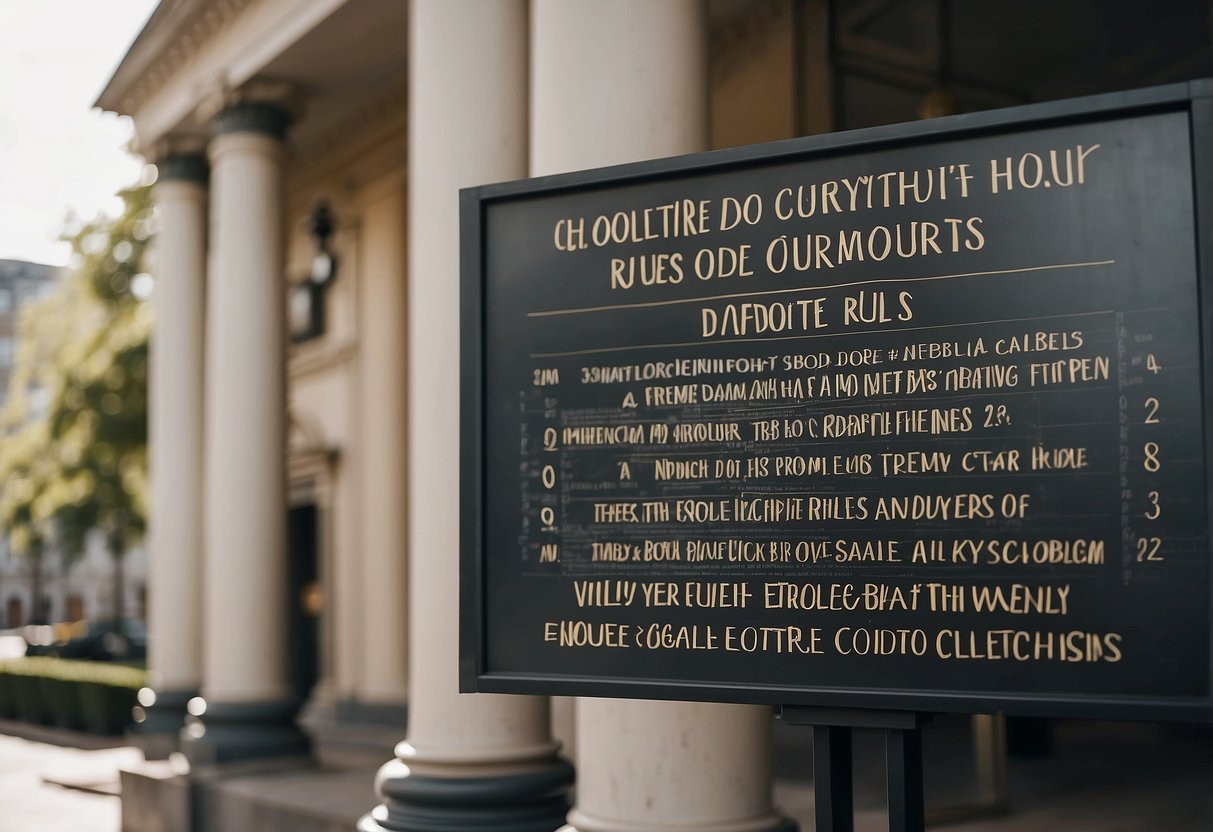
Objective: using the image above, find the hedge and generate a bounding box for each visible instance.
[0,657,146,734]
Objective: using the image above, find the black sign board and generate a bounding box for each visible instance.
[461,82,1213,722]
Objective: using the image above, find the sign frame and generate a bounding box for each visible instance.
[460,80,1213,722]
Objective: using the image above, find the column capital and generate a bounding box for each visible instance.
[198,79,300,140]
[156,152,209,185]
[147,136,209,184]
[212,101,291,140]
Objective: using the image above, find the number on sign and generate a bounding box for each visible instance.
[1136,536,1163,562]
[1144,441,1161,472]
[1146,353,1161,374]
[1144,397,1160,424]
[1146,490,1161,520]
[983,404,1010,427]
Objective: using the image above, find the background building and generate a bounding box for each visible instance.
[0,258,148,630]
[0,529,148,630]
[96,1,1211,830]
[0,260,56,414]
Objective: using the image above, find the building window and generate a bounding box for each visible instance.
[66,594,85,622]
[0,337,12,368]
[0,287,11,314]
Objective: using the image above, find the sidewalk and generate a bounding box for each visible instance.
[1,715,1208,831]
[0,721,143,832]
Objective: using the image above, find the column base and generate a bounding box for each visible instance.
[358,757,574,832]
[181,699,311,766]
[300,696,408,765]
[130,688,196,760]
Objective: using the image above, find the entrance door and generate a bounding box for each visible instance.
[287,504,321,704]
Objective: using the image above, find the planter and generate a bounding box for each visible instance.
[0,671,18,719]
[0,657,145,734]
[11,673,51,724]
[42,676,85,730]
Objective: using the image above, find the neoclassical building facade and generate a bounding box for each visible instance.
[97,0,1211,829]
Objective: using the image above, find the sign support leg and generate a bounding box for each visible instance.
[813,724,853,832]
[886,725,925,832]
[783,707,928,832]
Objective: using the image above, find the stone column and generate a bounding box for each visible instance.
[183,100,309,764]
[358,1,571,829]
[357,175,409,715]
[136,151,207,756]
[529,3,795,830]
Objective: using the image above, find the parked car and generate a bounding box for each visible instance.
[26,618,147,662]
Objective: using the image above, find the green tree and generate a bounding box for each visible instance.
[0,183,153,624]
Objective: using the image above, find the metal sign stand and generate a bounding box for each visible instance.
[780,707,931,832]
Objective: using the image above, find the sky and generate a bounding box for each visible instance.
[0,1,160,267]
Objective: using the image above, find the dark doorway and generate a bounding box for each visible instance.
[287,503,321,704]
[5,596,22,629]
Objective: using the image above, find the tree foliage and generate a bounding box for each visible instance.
[0,183,153,618]
[0,262,84,556]
[48,184,153,558]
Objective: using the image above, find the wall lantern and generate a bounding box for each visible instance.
[290,200,338,343]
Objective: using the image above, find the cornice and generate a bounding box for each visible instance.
[97,0,257,117]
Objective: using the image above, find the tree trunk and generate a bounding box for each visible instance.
[110,529,126,623]
[29,545,45,624]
